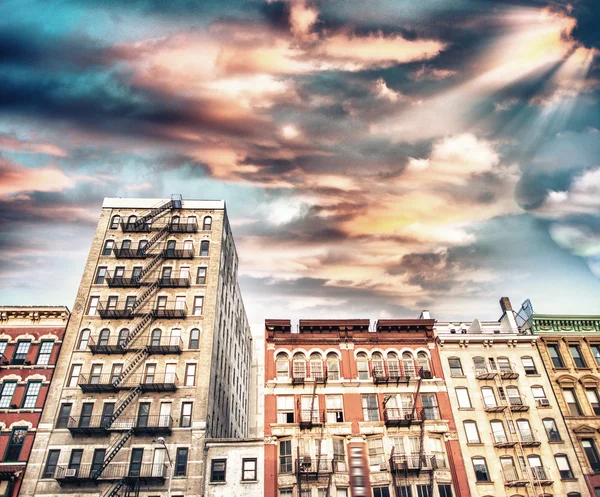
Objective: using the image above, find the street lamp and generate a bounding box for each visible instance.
[154,437,173,497]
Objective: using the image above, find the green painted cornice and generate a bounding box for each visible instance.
[529,314,600,334]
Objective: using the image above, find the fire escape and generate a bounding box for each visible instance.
[57,196,182,492]
[293,360,333,497]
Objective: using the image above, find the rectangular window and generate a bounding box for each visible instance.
[185,363,196,386]
[570,344,587,368]
[464,421,480,444]
[0,341,6,360]
[196,267,207,284]
[279,440,292,473]
[68,364,82,388]
[95,266,107,284]
[277,396,294,423]
[548,344,565,368]
[522,357,538,375]
[175,448,188,477]
[333,438,346,472]
[543,418,561,441]
[43,449,60,478]
[326,395,344,423]
[456,388,472,408]
[181,402,192,428]
[416,485,431,497]
[564,388,582,416]
[56,403,72,428]
[473,457,490,482]
[22,381,41,408]
[193,296,203,316]
[555,454,574,479]
[0,382,16,408]
[362,394,379,421]
[210,459,226,482]
[88,296,100,316]
[367,438,385,466]
[280,490,293,497]
[420,393,439,420]
[592,345,600,367]
[12,341,31,365]
[587,389,600,415]
[448,358,463,376]
[103,239,114,254]
[397,486,412,497]
[373,488,390,497]
[583,439,600,473]
[36,340,54,365]
[4,428,27,462]
[438,485,453,497]
[242,458,257,481]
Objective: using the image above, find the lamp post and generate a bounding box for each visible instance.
[154,437,173,497]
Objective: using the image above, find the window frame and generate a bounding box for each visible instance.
[43,449,61,479]
[180,402,192,428]
[456,387,472,409]
[22,381,42,408]
[0,381,17,408]
[542,418,562,442]
[196,266,207,285]
[448,357,464,376]
[185,363,196,386]
[12,340,31,365]
[521,356,538,375]
[175,447,189,477]
[472,456,491,482]
[242,458,257,481]
[210,459,227,483]
[200,240,210,257]
[279,439,292,473]
[555,454,575,479]
[548,343,565,368]
[464,420,481,444]
[36,340,54,365]
[569,344,588,368]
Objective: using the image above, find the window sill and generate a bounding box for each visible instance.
[240,480,258,484]
[548,440,564,444]
[560,478,577,482]
[458,407,475,411]
[209,481,227,485]
[466,442,484,446]
[525,373,541,377]
[451,375,466,378]
[475,481,492,484]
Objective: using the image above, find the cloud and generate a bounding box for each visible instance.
[0,133,68,157]
[0,158,74,197]
[410,65,456,81]
[372,78,404,102]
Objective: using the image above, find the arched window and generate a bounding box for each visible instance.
[473,356,487,375]
[166,240,176,257]
[506,386,522,406]
[128,215,137,226]
[200,240,210,257]
[521,356,538,375]
[99,328,110,347]
[527,455,545,479]
[189,329,200,349]
[387,352,400,378]
[187,216,197,228]
[309,352,324,379]
[402,351,415,377]
[417,351,430,374]
[326,352,340,381]
[151,328,161,347]
[497,357,513,374]
[481,387,497,408]
[78,329,91,350]
[464,420,480,443]
[276,352,289,379]
[516,419,534,442]
[110,215,120,229]
[371,352,384,379]
[357,352,369,380]
[118,329,129,347]
[171,215,180,226]
[490,419,508,443]
[203,216,212,231]
[542,418,561,442]
[292,352,306,380]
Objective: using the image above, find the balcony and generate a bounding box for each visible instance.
[67,416,110,436]
[169,221,198,233]
[124,463,169,484]
[129,415,173,435]
[145,334,183,354]
[384,408,418,427]
[121,221,152,233]
[122,373,178,392]
[296,457,333,476]
[54,462,167,485]
[113,245,149,259]
[298,410,324,429]
[162,245,194,259]
[291,361,327,385]
[421,407,440,421]
[78,373,121,393]
[483,402,507,413]
[507,396,530,412]
[54,464,105,485]
[390,453,446,473]
[493,435,517,448]
[531,466,553,486]
[502,467,528,487]
[157,276,190,288]
[499,365,519,380]
[474,365,498,380]
[106,271,142,288]
[88,334,132,354]
[518,432,541,447]
[151,302,187,319]
[96,302,134,319]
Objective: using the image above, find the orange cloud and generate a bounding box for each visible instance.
[0,134,68,157]
[0,158,74,197]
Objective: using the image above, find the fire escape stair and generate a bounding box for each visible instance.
[94,428,135,479]
[133,196,181,229]
[102,477,129,497]
[113,348,149,387]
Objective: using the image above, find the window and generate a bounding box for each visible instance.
[326,395,344,423]
[548,344,565,368]
[181,402,192,428]
[56,403,72,428]
[90,363,103,383]
[189,329,200,349]
[420,393,438,419]
[200,241,210,257]
[563,388,582,416]
[543,418,561,441]
[587,389,600,415]
[491,420,508,443]
[193,296,203,316]
[279,440,292,473]
[242,458,257,481]
[95,266,107,284]
[592,345,600,366]
[472,457,490,482]
[4,428,27,462]
[416,486,430,497]
[333,438,346,472]
[438,485,453,497]
[456,388,472,408]
[522,357,538,375]
[449,357,463,376]
[570,345,587,368]
[277,396,294,423]
[596,489,600,497]
[0,341,6,359]
[110,215,120,229]
[129,448,143,477]
[175,448,188,477]
[203,216,212,231]
[583,439,600,473]
[185,363,196,386]
[367,438,385,466]
[79,403,93,428]
[88,296,100,316]
[0,382,16,408]
[36,340,54,365]
[43,450,60,478]
[196,267,207,284]
[517,419,534,442]
[99,328,111,346]
[280,490,293,497]
[357,352,369,379]
[68,364,82,388]
[531,385,547,405]
[481,387,497,408]
[327,353,340,381]
[22,381,41,408]
[373,487,390,497]
[12,341,31,365]
[464,421,481,444]
[78,329,90,350]
[103,239,115,255]
[362,394,379,421]
[276,353,289,379]
[555,454,574,479]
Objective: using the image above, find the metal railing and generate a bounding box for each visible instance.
[151,302,188,318]
[67,415,111,431]
[78,373,123,392]
[145,334,183,353]
[296,457,333,474]
[531,466,550,481]
[383,408,418,424]
[390,452,446,471]
[127,415,173,433]
[113,244,150,259]
[88,334,134,354]
[371,360,432,382]
[96,302,134,319]
[54,462,168,482]
[291,361,327,383]
[502,466,526,485]
[162,245,194,259]
[298,410,324,425]
[105,271,142,287]
[120,373,178,391]
[121,221,152,233]
[169,221,198,233]
[157,276,190,288]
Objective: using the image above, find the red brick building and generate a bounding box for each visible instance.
[264,317,469,497]
[0,306,69,497]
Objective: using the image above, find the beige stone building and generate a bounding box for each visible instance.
[20,196,251,497]
[436,298,588,497]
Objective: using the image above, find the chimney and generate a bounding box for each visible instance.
[499,297,513,313]
[420,310,431,319]
[499,297,518,332]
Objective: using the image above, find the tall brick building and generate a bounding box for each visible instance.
[20,196,251,497]
[263,317,469,497]
[0,306,69,497]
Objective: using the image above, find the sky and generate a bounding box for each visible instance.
[0,0,599,324]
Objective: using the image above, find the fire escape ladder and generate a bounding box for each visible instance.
[102,477,129,497]
[133,197,179,229]
[95,428,135,478]
[138,249,164,279]
[113,348,149,387]
[121,313,153,350]
[390,446,400,497]
[428,460,435,497]
[109,385,143,426]
[297,446,302,496]
[140,224,170,258]
[309,378,318,422]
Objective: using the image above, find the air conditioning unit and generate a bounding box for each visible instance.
[536,398,550,407]
[10,404,17,409]
[379,461,388,471]
[421,370,433,379]
[64,469,77,478]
